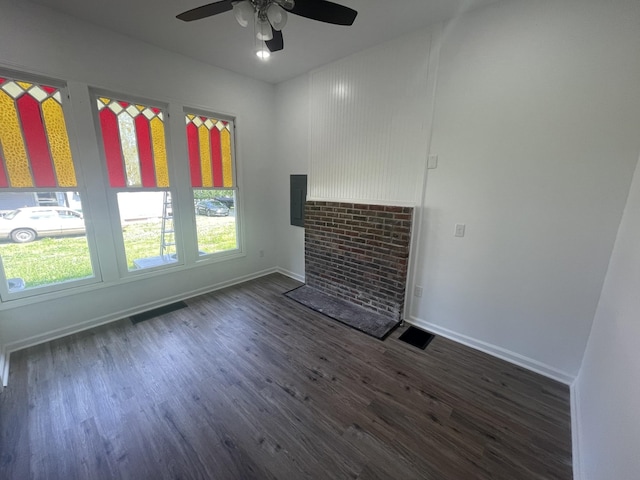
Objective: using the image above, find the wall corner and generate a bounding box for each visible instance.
[0,346,8,387]
[570,380,584,480]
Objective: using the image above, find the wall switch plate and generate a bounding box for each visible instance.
[427,154,438,169]
[414,285,424,297]
[454,224,466,237]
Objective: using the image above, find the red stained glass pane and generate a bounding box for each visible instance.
[209,128,223,188]
[0,152,9,188]
[187,123,202,187]
[0,77,5,84]
[118,101,129,109]
[17,94,57,187]
[42,85,57,95]
[134,115,156,187]
[152,108,160,115]
[99,108,126,187]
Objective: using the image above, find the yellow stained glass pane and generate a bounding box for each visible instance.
[42,97,77,187]
[99,97,111,105]
[117,112,142,187]
[150,117,169,188]
[199,125,213,187]
[187,114,195,121]
[16,81,32,90]
[221,128,233,188]
[0,91,33,187]
[136,105,145,112]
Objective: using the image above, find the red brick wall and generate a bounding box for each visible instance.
[304,201,413,321]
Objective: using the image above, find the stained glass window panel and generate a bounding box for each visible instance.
[96,98,170,189]
[185,113,235,189]
[0,77,77,189]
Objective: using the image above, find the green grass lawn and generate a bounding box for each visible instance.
[1,235,93,288]
[194,216,238,254]
[0,216,237,289]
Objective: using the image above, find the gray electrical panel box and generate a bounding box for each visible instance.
[290,175,307,227]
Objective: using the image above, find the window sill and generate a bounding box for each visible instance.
[0,249,246,311]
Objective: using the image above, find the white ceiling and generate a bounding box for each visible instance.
[29,0,500,84]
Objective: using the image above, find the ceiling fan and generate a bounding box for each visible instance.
[176,0,358,58]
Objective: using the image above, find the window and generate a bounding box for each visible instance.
[94,96,178,273]
[185,112,239,256]
[0,74,97,299]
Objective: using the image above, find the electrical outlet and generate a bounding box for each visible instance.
[414,285,424,297]
[454,224,466,237]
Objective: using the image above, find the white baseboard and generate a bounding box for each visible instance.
[407,316,575,385]
[570,382,583,480]
[0,345,8,387]
[1,268,279,385]
[276,267,305,283]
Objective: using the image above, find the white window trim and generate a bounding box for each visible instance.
[89,89,187,278]
[184,107,244,262]
[0,71,102,302]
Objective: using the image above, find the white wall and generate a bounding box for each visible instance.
[573,154,640,479]
[274,75,310,280]
[411,0,640,380]
[308,29,432,205]
[274,0,640,381]
[0,0,278,371]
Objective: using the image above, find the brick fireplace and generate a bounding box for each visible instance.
[304,201,413,322]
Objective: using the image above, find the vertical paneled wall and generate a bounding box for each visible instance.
[309,29,432,206]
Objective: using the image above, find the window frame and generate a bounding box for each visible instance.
[0,70,102,302]
[90,89,184,278]
[183,107,243,262]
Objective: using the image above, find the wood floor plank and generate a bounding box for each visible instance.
[0,349,30,480]
[0,273,572,479]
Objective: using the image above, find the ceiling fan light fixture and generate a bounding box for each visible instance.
[256,18,273,41]
[256,47,271,60]
[266,4,288,31]
[232,0,254,27]
[177,0,358,58]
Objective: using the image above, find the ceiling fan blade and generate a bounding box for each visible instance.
[176,0,234,22]
[266,28,284,52]
[288,0,358,26]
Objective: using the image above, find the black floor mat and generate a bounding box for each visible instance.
[131,301,188,324]
[399,326,435,350]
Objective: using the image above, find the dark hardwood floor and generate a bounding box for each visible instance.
[0,273,573,479]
